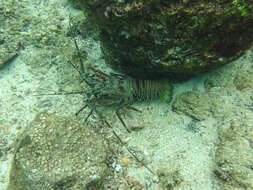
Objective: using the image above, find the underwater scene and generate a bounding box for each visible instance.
[0,0,252,189]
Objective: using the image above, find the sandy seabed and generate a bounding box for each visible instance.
[0,0,252,189]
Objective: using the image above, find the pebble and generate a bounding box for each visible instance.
[152,174,159,183]
[2,126,9,135]
[112,162,121,172]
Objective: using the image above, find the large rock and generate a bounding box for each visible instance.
[81,0,253,80]
[214,121,253,189]
[7,113,110,190]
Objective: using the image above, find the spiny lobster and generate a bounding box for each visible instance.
[68,16,172,133]
[69,21,144,133]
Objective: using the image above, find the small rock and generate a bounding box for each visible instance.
[172,91,212,121]
[233,71,253,90]
[0,53,19,69]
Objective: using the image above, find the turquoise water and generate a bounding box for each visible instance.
[0,0,253,189]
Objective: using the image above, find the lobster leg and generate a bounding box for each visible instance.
[75,104,88,117]
[84,108,94,123]
[104,118,155,174]
[116,108,131,133]
[126,105,142,113]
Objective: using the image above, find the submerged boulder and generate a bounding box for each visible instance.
[7,113,110,190]
[81,0,253,80]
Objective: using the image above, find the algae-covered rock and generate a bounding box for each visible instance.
[214,121,253,189]
[204,77,222,92]
[7,113,110,190]
[233,70,253,90]
[172,91,212,121]
[80,0,253,80]
[158,168,183,190]
[68,0,83,10]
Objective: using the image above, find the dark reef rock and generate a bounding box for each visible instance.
[81,0,253,80]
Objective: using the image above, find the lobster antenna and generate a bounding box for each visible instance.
[68,15,92,87]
